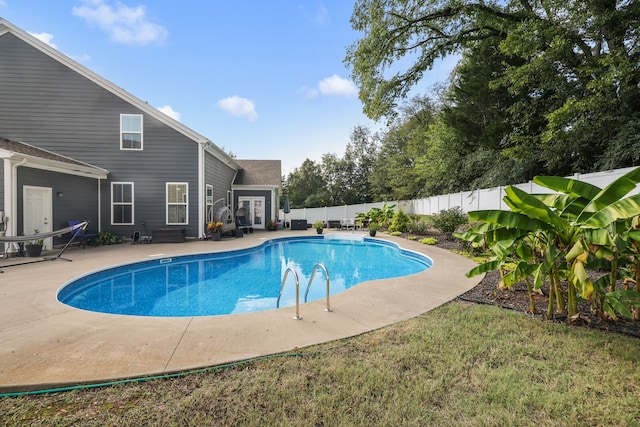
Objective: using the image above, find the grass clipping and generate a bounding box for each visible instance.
[3,301,640,426]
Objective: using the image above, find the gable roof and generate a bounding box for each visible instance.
[0,137,109,179]
[0,17,238,170]
[234,160,282,187]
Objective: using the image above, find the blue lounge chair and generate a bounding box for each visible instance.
[68,220,97,248]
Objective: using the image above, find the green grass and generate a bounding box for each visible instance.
[2,301,639,426]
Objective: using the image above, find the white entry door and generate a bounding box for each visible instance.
[238,197,265,229]
[23,186,53,250]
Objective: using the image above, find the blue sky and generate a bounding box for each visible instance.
[1,0,456,175]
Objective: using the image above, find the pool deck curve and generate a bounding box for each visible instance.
[0,230,481,393]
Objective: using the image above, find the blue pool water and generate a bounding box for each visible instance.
[57,236,432,317]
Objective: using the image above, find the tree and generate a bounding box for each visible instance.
[285,159,329,208]
[369,96,436,199]
[346,0,640,175]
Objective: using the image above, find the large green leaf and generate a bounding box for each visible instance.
[516,241,533,260]
[453,221,504,246]
[467,210,550,231]
[578,167,640,219]
[582,194,640,228]
[534,175,602,200]
[628,230,640,242]
[531,193,588,220]
[503,186,567,230]
[465,260,502,278]
[582,228,616,247]
[501,261,539,288]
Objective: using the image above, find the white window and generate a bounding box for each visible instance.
[120,114,143,150]
[167,182,188,224]
[111,182,134,225]
[206,184,214,223]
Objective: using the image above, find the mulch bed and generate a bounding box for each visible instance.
[422,231,640,339]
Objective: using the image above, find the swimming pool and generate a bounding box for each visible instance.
[58,235,432,317]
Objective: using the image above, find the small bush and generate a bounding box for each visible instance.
[431,207,468,238]
[419,237,438,245]
[93,232,122,246]
[389,231,402,237]
[407,220,431,235]
[389,209,411,233]
[407,236,418,241]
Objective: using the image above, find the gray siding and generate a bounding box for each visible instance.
[0,32,212,238]
[16,167,99,245]
[205,154,236,208]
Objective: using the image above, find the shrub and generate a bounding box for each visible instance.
[389,209,411,233]
[94,232,122,246]
[431,207,468,238]
[419,237,438,245]
[407,220,431,235]
[389,231,402,237]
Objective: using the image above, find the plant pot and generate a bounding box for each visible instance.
[210,232,221,241]
[369,230,377,237]
[25,244,43,257]
[316,228,323,234]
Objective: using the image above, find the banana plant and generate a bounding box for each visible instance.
[455,167,640,319]
[535,168,640,319]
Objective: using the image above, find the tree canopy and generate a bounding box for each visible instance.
[285,1,640,207]
[346,0,640,176]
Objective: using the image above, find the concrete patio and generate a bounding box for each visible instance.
[0,229,480,393]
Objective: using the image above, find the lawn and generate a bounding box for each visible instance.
[1,301,639,426]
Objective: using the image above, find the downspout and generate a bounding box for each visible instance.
[4,157,27,253]
[198,142,205,239]
[231,169,238,216]
[97,178,102,233]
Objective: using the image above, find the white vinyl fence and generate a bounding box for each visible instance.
[281,166,639,224]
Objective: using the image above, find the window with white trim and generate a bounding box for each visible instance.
[111,182,134,225]
[206,184,214,223]
[120,114,143,150]
[167,182,188,224]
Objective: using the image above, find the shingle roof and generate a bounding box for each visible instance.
[234,160,282,187]
[0,137,108,177]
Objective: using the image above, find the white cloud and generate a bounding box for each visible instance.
[217,96,258,122]
[72,0,168,46]
[29,32,57,49]
[157,105,181,121]
[300,74,358,99]
[319,74,358,97]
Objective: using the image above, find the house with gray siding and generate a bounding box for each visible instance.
[233,159,283,229]
[0,18,280,250]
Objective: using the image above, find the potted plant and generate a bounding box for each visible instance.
[25,229,44,257]
[266,220,276,231]
[207,221,223,241]
[313,220,324,234]
[368,222,380,237]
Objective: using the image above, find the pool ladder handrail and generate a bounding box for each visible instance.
[277,267,302,320]
[304,263,332,312]
[277,264,332,320]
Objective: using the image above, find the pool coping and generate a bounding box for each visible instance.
[0,230,481,393]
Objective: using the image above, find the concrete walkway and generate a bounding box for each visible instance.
[0,230,481,393]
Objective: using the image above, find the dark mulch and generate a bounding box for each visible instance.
[422,231,640,339]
